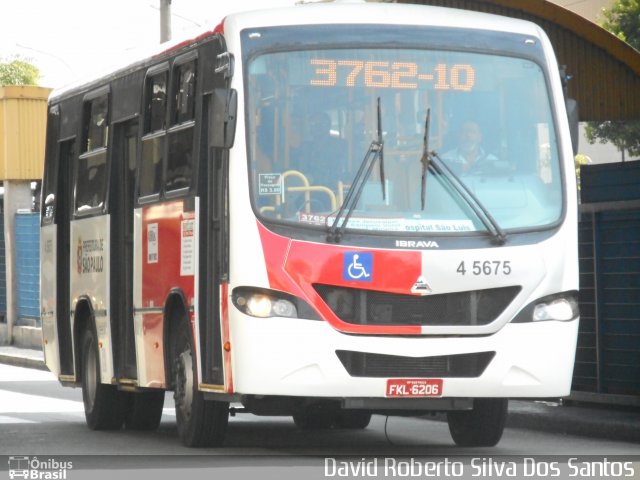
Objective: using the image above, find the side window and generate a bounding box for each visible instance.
[140,69,168,198]
[140,136,163,197]
[166,59,197,191]
[84,94,109,150]
[173,60,197,125]
[145,72,167,134]
[76,92,109,213]
[41,105,60,225]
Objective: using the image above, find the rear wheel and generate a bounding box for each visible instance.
[447,398,508,447]
[124,390,165,430]
[174,322,229,447]
[81,327,126,430]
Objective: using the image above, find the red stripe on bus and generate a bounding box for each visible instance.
[257,221,423,335]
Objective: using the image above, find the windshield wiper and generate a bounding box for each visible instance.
[419,109,432,210]
[327,97,385,243]
[419,109,506,245]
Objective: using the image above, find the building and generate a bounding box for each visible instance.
[0,85,51,347]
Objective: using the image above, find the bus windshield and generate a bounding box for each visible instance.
[246,41,563,235]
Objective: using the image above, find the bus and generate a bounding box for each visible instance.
[40,0,580,448]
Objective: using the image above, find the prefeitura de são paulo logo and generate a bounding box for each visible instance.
[8,456,73,479]
[75,237,105,275]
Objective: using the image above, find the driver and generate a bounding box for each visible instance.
[442,121,498,175]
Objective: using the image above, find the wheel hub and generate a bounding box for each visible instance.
[174,349,194,421]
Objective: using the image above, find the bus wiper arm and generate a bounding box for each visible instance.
[419,108,432,210]
[430,152,506,245]
[327,97,385,243]
[419,111,506,245]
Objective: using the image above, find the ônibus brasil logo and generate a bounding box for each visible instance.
[8,456,73,479]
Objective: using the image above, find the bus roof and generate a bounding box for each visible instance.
[51,1,545,102]
[225,1,543,37]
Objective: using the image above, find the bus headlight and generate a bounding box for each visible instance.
[533,298,578,321]
[232,287,320,319]
[512,291,579,323]
[246,294,276,317]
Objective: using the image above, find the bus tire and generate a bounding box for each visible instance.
[335,410,372,429]
[124,390,165,430]
[447,398,508,447]
[80,327,126,430]
[174,323,229,447]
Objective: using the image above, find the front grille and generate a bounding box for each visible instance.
[336,350,495,378]
[315,285,521,326]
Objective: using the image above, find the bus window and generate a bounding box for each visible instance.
[76,153,107,211]
[76,94,108,213]
[166,59,197,192]
[140,69,168,199]
[41,105,60,224]
[140,134,163,198]
[83,94,108,151]
[172,60,197,124]
[145,71,168,134]
[167,127,194,190]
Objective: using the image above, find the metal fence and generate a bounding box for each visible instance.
[0,213,5,323]
[15,212,40,326]
[572,161,640,405]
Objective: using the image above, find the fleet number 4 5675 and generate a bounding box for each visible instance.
[456,260,512,276]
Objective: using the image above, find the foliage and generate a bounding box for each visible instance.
[0,55,40,86]
[584,121,640,157]
[585,0,640,158]
[574,154,592,191]
[601,0,640,50]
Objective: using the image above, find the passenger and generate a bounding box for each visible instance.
[294,111,346,187]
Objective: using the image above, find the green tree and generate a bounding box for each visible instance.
[584,0,640,160]
[601,0,640,48]
[574,153,592,191]
[0,55,40,86]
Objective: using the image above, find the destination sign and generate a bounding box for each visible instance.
[309,59,476,91]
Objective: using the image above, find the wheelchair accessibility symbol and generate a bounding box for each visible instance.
[343,252,373,282]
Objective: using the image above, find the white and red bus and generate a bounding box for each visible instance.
[40,0,580,448]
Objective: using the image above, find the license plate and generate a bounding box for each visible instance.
[386,378,443,397]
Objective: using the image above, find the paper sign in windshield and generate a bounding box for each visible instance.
[297,213,474,233]
[259,173,282,195]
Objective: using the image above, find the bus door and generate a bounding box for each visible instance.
[55,140,75,376]
[111,119,139,380]
[41,103,75,377]
[69,89,113,382]
[198,48,236,387]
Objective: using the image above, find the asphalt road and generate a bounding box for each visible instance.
[1,363,638,480]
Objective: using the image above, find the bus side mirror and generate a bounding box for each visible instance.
[209,88,237,149]
[566,98,579,155]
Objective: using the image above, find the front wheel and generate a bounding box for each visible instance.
[447,398,508,447]
[80,327,126,430]
[174,323,229,447]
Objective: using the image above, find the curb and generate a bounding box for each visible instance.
[416,401,640,445]
[507,402,640,444]
[0,352,47,371]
